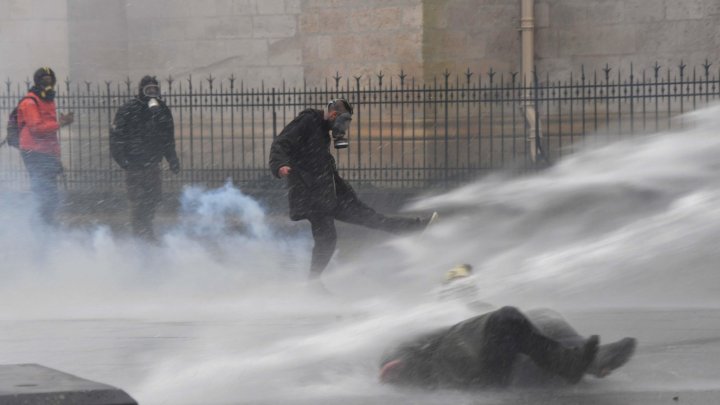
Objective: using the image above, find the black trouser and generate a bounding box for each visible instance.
[126,165,162,240]
[307,199,422,277]
[432,306,587,387]
[21,150,62,224]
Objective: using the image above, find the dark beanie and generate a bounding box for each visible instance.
[33,67,56,87]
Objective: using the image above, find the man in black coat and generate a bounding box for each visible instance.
[269,99,434,278]
[110,75,180,240]
[379,306,636,389]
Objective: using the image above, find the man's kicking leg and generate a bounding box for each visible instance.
[335,197,434,234]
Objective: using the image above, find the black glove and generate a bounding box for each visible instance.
[169,158,180,174]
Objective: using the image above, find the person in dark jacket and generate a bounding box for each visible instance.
[110,75,180,240]
[17,67,74,224]
[269,99,436,278]
[379,306,607,389]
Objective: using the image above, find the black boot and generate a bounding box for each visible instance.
[587,337,636,378]
[552,335,599,384]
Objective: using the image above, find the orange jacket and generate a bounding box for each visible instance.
[17,92,61,156]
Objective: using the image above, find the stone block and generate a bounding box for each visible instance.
[556,24,637,56]
[618,0,665,23]
[392,31,423,63]
[330,33,363,62]
[252,15,297,38]
[423,0,449,29]
[635,19,718,54]
[402,4,423,27]
[666,0,720,20]
[224,39,269,65]
[269,38,303,65]
[285,0,302,14]
[150,20,191,41]
[215,0,235,15]
[299,14,319,33]
[352,7,404,32]
[125,0,179,19]
[232,0,257,15]
[125,20,153,41]
[67,0,124,21]
[483,29,517,59]
[315,9,353,33]
[535,2,550,28]
[258,0,285,14]
[279,65,304,84]
[0,363,136,405]
[28,0,68,20]
[316,35,333,60]
[535,28,559,58]
[549,0,621,26]
[446,3,518,34]
[205,16,254,39]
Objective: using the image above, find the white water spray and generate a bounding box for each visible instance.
[2,106,720,403]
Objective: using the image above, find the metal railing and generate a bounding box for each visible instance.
[1,61,719,191]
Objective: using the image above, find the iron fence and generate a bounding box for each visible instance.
[1,61,719,191]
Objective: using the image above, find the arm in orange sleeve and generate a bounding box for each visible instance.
[20,99,60,135]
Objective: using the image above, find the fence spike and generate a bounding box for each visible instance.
[603,63,612,80]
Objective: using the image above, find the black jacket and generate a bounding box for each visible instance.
[110,97,178,170]
[380,312,496,388]
[269,109,358,220]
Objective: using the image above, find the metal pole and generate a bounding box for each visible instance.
[520,0,538,163]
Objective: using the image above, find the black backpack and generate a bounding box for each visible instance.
[3,97,37,148]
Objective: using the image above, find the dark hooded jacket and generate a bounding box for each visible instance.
[269,109,358,220]
[110,88,178,170]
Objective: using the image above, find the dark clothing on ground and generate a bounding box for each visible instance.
[380,306,597,389]
[269,109,424,276]
[126,165,162,240]
[21,150,62,224]
[111,95,178,239]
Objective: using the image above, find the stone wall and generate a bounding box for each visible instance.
[297,0,424,85]
[422,0,520,81]
[0,0,718,87]
[535,0,720,79]
[0,0,69,83]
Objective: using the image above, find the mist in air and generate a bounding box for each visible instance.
[2,106,720,404]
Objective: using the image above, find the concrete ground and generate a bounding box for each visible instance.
[0,309,718,404]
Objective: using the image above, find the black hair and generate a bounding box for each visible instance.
[327,98,353,115]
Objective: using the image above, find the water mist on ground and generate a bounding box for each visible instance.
[1,105,720,404]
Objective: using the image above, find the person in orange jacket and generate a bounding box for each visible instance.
[17,67,74,224]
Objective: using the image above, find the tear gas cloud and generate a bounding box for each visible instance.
[2,106,720,403]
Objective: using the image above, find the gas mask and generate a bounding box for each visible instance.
[37,75,56,101]
[142,84,161,109]
[327,99,354,149]
[331,112,352,149]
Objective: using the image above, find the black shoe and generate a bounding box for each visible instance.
[587,337,636,378]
